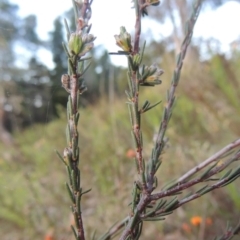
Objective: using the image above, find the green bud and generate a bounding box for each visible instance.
[140,63,164,85]
[68,33,83,55]
[114,26,132,52]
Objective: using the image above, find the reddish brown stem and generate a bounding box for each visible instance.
[70,74,79,115]
[81,0,90,20]
[133,0,142,54]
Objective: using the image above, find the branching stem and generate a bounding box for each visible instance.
[177,138,240,183]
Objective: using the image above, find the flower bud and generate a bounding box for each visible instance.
[82,34,96,44]
[78,42,94,57]
[140,64,164,86]
[68,32,83,55]
[61,74,71,93]
[114,26,132,52]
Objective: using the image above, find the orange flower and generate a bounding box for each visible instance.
[44,229,54,240]
[205,217,213,225]
[44,235,54,240]
[182,223,191,233]
[126,149,136,158]
[190,216,202,226]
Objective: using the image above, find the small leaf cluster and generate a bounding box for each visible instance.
[61,2,96,95]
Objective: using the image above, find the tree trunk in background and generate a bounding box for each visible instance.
[0,86,13,145]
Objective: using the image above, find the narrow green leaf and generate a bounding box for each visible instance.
[142,100,162,113]
[144,208,158,218]
[77,89,80,109]
[139,41,146,66]
[127,104,134,126]
[132,182,138,211]
[98,232,110,240]
[164,197,179,211]
[131,130,138,149]
[143,217,165,221]
[155,199,167,211]
[141,100,150,112]
[68,58,75,74]
[227,166,240,179]
[125,90,132,100]
[66,124,71,147]
[72,139,77,160]
[81,60,92,75]
[75,112,80,125]
[220,169,232,180]
[127,71,134,94]
[220,173,240,187]
[71,225,78,240]
[195,185,209,194]
[78,56,92,62]
[81,188,92,195]
[109,51,130,55]
[199,161,219,180]
[56,150,66,165]
[200,186,212,195]
[86,23,92,33]
[76,192,81,213]
[158,211,173,217]
[62,42,71,58]
[66,182,75,203]
[76,168,80,189]
[139,82,155,87]
[64,18,70,41]
[162,178,177,190]
[67,96,73,117]
[66,165,72,185]
[139,130,143,148]
[154,160,162,172]
[128,55,134,70]
[90,230,96,240]
[134,221,143,240]
[71,0,78,25]
[176,53,181,66]
[71,170,77,192]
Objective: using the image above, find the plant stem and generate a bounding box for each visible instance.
[177,138,240,183]
[128,0,147,191]
[61,1,94,239]
[154,0,202,159]
[120,1,202,239]
[133,0,141,54]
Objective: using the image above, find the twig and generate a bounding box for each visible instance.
[98,217,129,240]
[133,0,141,54]
[59,1,95,240]
[177,138,240,183]
[216,221,240,240]
[154,0,202,158]
[119,1,203,239]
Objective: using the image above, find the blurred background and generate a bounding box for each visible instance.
[0,0,240,239]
